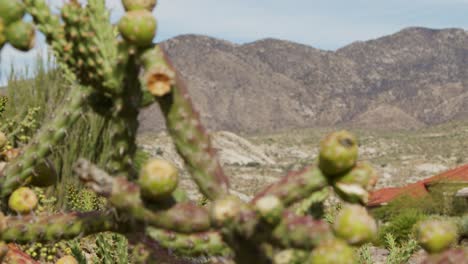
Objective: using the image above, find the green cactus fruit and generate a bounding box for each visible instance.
[29,159,58,187]
[333,204,377,246]
[210,195,242,227]
[5,21,36,51]
[254,195,284,225]
[56,255,78,264]
[319,130,358,177]
[122,0,157,11]
[416,219,458,254]
[138,159,179,200]
[333,162,378,204]
[118,10,157,47]
[0,0,25,25]
[0,131,7,150]
[8,187,38,214]
[308,239,355,264]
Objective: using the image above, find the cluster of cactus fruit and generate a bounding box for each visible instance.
[0,96,6,118]
[0,106,41,149]
[0,0,466,263]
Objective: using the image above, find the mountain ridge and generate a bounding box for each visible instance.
[139,27,468,134]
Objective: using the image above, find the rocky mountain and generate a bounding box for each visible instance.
[139,27,468,134]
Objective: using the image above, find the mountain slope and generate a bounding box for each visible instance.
[139,27,468,134]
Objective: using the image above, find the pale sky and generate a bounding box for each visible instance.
[1,0,468,84]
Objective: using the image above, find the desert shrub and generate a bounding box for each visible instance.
[377,208,427,245]
[384,233,419,264]
[355,243,373,264]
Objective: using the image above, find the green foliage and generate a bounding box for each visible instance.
[372,194,440,222]
[70,240,88,264]
[355,243,373,264]
[377,208,427,245]
[95,233,129,264]
[384,234,419,264]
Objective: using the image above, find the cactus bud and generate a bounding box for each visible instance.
[138,159,179,200]
[333,204,377,245]
[333,162,377,204]
[308,239,355,264]
[118,10,156,47]
[29,159,58,187]
[8,187,38,214]
[0,0,26,25]
[335,162,378,189]
[122,0,157,11]
[56,255,78,264]
[0,131,7,150]
[140,46,176,97]
[254,195,284,225]
[210,195,242,227]
[416,219,458,254]
[319,130,358,177]
[5,21,36,51]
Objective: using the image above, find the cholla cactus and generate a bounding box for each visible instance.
[0,0,465,263]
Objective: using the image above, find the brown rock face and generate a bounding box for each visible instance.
[139,27,468,134]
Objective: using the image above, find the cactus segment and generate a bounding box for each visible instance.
[146,227,232,257]
[118,10,156,48]
[75,159,211,233]
[140,46,176,97]
[416,219,459,254]
[0,211,119,243]
[271,211,333,249]
[23,0,67,56]
[8,187,38,214]
[156,56,230,200]
[308,239,355,264]
[0,0,25,25]
[318,130,358,177]
[122,0,157,11]
[3,244,37,264]
[252,165,328,206]
[138,158,179,201]
[5,20,36,51]
[0,87,91,198]
[332,204,377,245]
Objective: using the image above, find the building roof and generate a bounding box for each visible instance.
[368,163,468,207]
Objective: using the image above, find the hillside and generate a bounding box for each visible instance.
[139,27,468,134]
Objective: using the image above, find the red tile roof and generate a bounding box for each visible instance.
[368,164,468,207]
